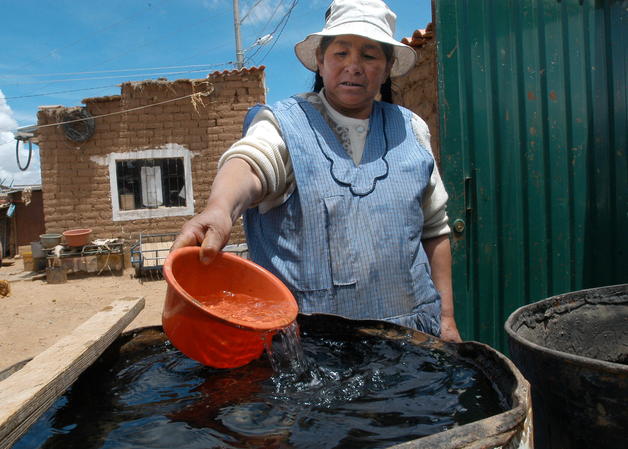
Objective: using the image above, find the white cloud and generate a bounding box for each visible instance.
[11,110,38,125]
[0,94,17,131]
[0,90,41,186]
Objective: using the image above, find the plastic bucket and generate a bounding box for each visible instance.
[505,284,628,449]
[162,247,298,369]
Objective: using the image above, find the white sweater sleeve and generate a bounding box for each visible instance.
[411,114,452,239]
[218,108,294,213]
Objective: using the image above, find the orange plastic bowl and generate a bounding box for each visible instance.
[162,246,298,369]
[62,228,92,247]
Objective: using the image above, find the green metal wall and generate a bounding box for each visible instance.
[435,0,627,352]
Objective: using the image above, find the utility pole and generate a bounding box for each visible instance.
[233,0,244,69]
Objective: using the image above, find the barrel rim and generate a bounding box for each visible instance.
[504,284,628,373]
[392,340,530,449]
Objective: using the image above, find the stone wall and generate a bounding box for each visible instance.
[36,68,266,245]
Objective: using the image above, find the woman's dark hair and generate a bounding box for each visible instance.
[312,35,394,103]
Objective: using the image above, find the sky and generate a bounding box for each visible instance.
[0,0,432,186]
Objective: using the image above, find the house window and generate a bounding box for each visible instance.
[109,145,194,221]
[116,158,186,209]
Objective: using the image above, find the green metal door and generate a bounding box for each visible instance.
[435,0,627,352]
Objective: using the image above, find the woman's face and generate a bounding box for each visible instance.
[316,35,392,119]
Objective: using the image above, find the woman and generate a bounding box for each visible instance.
[172,0,462,343]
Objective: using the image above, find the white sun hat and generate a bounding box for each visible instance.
[294,0,417,78]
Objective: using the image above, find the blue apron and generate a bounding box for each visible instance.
[244,96,441,335]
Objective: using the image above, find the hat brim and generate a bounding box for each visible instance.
[294,26,416,78]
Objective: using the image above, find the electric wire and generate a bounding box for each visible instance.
[5,3,167,107]
[3,85,120,100]
[246,0,298,66]
[1,1,286,145]
[244,0,283,53]
[246,0,297,63]
[9,1,224,100]
[11,86,215,134]
[243,0,287,62]
[240,0,268,23]
[9,0,165,73]
[0,63,233,79]
[155,39,233,70]
[7,68,227,86]
[88,11,225,75]
[2,61,233,100]
[2,2,273,101]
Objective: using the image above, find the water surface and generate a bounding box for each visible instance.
[14,324,505,449]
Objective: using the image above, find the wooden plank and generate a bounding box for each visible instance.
[0,296,145,449]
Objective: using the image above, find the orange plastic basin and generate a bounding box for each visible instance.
[62,228,92,247]
[162,247,298,369]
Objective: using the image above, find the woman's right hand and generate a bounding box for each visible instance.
[170,206,234,264]
[170,157,263,264]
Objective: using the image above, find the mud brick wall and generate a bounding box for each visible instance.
[36,68,266,244]
[392,28,440,163]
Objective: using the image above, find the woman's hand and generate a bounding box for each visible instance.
[171,206,234,264]
[440,315,462,343]
[170,157,263,264]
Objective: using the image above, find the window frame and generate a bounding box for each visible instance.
[108,144,194,221]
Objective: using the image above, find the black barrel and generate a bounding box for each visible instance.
[505,284,628,449]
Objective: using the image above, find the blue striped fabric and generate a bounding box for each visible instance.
[244,96,441,335]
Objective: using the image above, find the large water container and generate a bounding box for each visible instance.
[6,315,533,448]
[505,284,628,449]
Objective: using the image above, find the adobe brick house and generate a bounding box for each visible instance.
[0,185,45,258]
[36,68,266,245]
[393,24,440,161]
[35,32,439,249]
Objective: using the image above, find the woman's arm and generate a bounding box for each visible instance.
[422,234,462,342]
[171,158,263,263]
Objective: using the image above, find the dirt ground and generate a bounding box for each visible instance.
[0,257,168,373]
